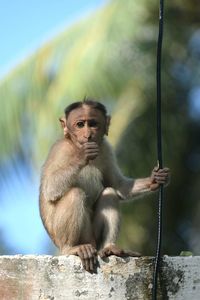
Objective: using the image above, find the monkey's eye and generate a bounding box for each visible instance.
[76,121,85,128]
[88,120,98,128]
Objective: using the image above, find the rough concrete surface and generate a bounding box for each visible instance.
[0,255,199,300]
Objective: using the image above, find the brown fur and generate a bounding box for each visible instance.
[39,102,170,272]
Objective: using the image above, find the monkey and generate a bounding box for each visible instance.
[39,98,170,272]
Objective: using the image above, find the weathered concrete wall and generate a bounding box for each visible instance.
[0,255,199,300]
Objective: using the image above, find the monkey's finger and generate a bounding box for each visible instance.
[86,244,97,266]
[77,250,89,271]
[84,142,97,146]
[92,249,98,265]
[152,168,170,179]
[80,257,89,272]
[77,247,84,259]
[85,144,99,149]
[153,166,160,172]
[154,174,169,180]
[80,245,93,272]
[84,148,99,153]
[156,175,169,180]
[85,154,99,161]
[83,142,99,150]
[90,244,97,256]
[98,249,105,258]
[89,258,94,272]
[154,172,169,178]
[153,170,169,176]
[85,244,93,259]
[85,149,99,155]
[78,247,89,270]
[158,167,170,172]
[84,258,91,272]
[84,144,99,149]
[81,245,90,260]
[99,248,111,258]
[91,245,97,255]
[99,252,105,258]
[154,176,169,184]
[153,167,169,172]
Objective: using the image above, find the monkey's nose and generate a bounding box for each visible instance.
[84,128,92,140]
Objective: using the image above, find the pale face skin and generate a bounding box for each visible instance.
[66,105,107,148]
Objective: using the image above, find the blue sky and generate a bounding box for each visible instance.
[0,0,107,78]
[0,0,107,254]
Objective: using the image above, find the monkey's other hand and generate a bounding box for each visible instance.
[74,244,98,273]
[99,244,141,258]
[150,167,170,191]
[82,142,99,162]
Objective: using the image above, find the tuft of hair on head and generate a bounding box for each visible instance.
[64,97,107,118]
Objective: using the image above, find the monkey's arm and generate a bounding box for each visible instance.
[106,168,153,200]
[108,166,169,201]
[40,140,84,201]
[118,176,158,200]
[41,165,83,201]
[103,141,169,201]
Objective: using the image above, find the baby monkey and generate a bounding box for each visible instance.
[39,98,170,272]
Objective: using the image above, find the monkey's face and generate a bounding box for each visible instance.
[66,105,108,147]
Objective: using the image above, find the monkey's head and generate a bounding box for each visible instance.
[59,99,111,148]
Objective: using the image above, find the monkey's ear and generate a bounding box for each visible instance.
[59,117,68,137]
[59,116,66,128]
[105,116,111,136]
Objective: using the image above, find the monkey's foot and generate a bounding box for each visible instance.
[66,244,98,273]
[99,244,141,258]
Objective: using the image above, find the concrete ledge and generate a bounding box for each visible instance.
[0,255,200,300]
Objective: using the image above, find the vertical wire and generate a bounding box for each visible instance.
[152,0,164,299]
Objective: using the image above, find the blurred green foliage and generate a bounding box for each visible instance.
[0,0,200,255]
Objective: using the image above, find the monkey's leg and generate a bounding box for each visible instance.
[52,187,97,272]
[93,187,140,258]
[93,187,121,249]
